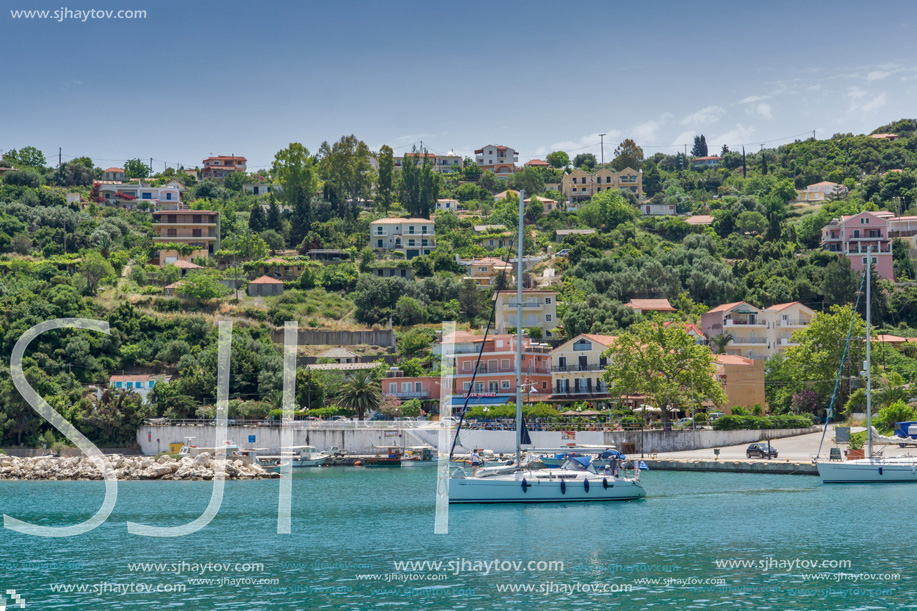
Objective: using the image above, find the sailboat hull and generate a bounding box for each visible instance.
[818,458,917,483]
[449,472,646,503]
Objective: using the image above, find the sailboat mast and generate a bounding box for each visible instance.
[866,246,872,459]
[516,189,524,467]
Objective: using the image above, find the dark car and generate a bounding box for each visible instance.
[746,442,778,459]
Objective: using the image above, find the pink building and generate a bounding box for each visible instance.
[820,211,894,280]
[382,370,441,402]
[441,331,552,412]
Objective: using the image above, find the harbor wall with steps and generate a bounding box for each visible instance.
[136,425,819,456]
[643,458,818,476]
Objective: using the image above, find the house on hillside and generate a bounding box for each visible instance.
[475,145,518,177]
[494,289,558,337]
[247,275,284,297]
[548,333,614,400]
[201,155,247,182]
[368,218,435,259]
[797,181,847,202]
[101,374,172,402]
[101,167,125,182]
[820,211,893,280]
[624,298,677,315]
[562,167,643,201]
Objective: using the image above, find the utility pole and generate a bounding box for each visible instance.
[599,133,606,165]
[150,157,153,178]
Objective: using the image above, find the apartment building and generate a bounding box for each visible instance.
[382,368,441,403]
[443,332,552,410]
[152,208,221,263]
[474,144,518,177]
[820,211,894,280]
[549,334,614,400]
[714,355,766,411]
[562,167,642,201]
[701,301,815,360]
[368,218,435,259]
[494,289,558,337]
[101,374,171,403]
[474,224,513,250]
[201,155,247,182]
[243,183,281,196]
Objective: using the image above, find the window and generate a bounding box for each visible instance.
[377,240,383,248]
[422,225,427,234]
[501,359,510,370]
[142,192,152,199]
[542,381,547,390]
[193,215,202,224]
[863,257,868,265]
[854,230,860,238]
[192,229,202,237]
[409,226,415,234]
[376,227,384,235]
[165,192,173,200]
[489,381,499,392]
[501,381,510,389]
[126,382,133,389]
[408,239,415,247]
[546,314,552,322]
[116,381,122,388]
[401,382,411,393]
[606,176,611,184]
[149,381,155,387]
[463,382,471,391]
[558,356,567,368]
[545,297,552,304]
[167,228,177,237]
[463,362,472,372]
[415,382,422,392]
[474,382,484,393]
[389,383,397,393]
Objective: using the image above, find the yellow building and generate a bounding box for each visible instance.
[714,355,766,411]
[562,167,642,201]
[494,289,558,338]
[462,257,514,288]
[549,333,614,399]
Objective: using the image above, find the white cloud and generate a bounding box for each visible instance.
[847,87,886,113]
[738,95,768,104]
[670,130,696,148]
[709,124,756,149]
[752,103,773,119]
[866,70,892,81]
[680,105,724,127]
[537,130,622,157]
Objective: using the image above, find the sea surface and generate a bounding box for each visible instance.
[0,468,913,610]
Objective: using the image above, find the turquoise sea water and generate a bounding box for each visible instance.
[0,468,913,610]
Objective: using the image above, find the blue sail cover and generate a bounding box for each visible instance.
[572,456,592,468]
[520,414,532,445]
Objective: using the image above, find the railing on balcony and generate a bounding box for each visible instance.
[504,302,543,308]
[730,337,768,344]
[554,386,609,396]
[462,365,550,375]
[551,364,605,373]
[389,391,431,399]
[777,319,810,326]
[725,318,764,326]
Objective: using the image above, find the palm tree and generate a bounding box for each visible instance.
[338,371,382,420]
[711,332,734,355]
[876,381,908,408]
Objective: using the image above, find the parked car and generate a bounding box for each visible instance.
[673,417,694,429]
[746,442,778,459]
[438,417,460,427]
[329,416,350,422]
[708,412,725,422]
[555,249,570,257]
[369,413,392,421]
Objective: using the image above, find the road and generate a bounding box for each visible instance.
[652,426,912,461]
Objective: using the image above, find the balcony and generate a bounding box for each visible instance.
[552,364,605,373]
[724,318,765,327]
[847,244,891,254]
[729,337,768,345]
[390,391,431,399]
[461,365,550,375]
[778,338,798,346]
[554,386,609,396]
[777,319,810,327]
[504,302,544,308]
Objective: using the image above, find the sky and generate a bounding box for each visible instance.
[2,0,917,171]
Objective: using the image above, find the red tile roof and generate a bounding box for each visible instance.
[765,301,801,312]
[625,298,676,312]
[250,275,284,285]
[706,301,757,314]
[686,215,714,225]
[715,354,754,366]
[172,260,201,269]
[103,167,124,173]
[581,334,617,346]
[110,374,172,383]
[525,159,549,166]
[204,156,247,162]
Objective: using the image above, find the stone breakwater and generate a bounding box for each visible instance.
[0,452,280,481]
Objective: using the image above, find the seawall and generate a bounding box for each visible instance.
[136,425,820,456]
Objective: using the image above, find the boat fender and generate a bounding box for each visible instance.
[602,478,608,489]
[583,479,590,493]
[879,467,883,476]
[521,478,528,493]
[560,480,566,494]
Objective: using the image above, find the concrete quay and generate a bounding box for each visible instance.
[642,458,818,475]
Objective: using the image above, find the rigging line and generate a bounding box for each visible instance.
[816,270,867,459]
[448,227,521,461]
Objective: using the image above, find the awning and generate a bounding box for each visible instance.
[449,395,514,407]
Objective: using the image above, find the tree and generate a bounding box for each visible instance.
[259,229,285,254]
[397,328,434,357]
[820,257,858,307]
[736,210,768,235]
[338,371,382,420]
[124,158,150,179]
[602,321,727,422]
[394,296,426,325]
[691,135,708,158]
[546,151,570,169]
[376,145,395,212]
[223,171,246,192]
[80,251,115,295]
[711,332,734,354]
[577,189,636,230]
[176,273,231,300]
[721,144,729,156]
[508,167,545,197]
[266,195,283,230]
[317,134,373,206]
[248,202,267,233]
[782,305,867,407]
[4,146,46,169]
[273,143,318,247]
[611,139,644,171]
[573,153,597,171]
[57,161,95,187]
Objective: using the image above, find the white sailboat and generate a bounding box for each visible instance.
[817,248,917,483]
[447,190,645,503]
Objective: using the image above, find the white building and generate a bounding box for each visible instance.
[494,289,559,338]
[95,182,182,206]
[100,374,172,403]
[474,144,518,177]
[243,183,282,197]
[368,218,435,259]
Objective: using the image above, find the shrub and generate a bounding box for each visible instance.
[712,414,814,430]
